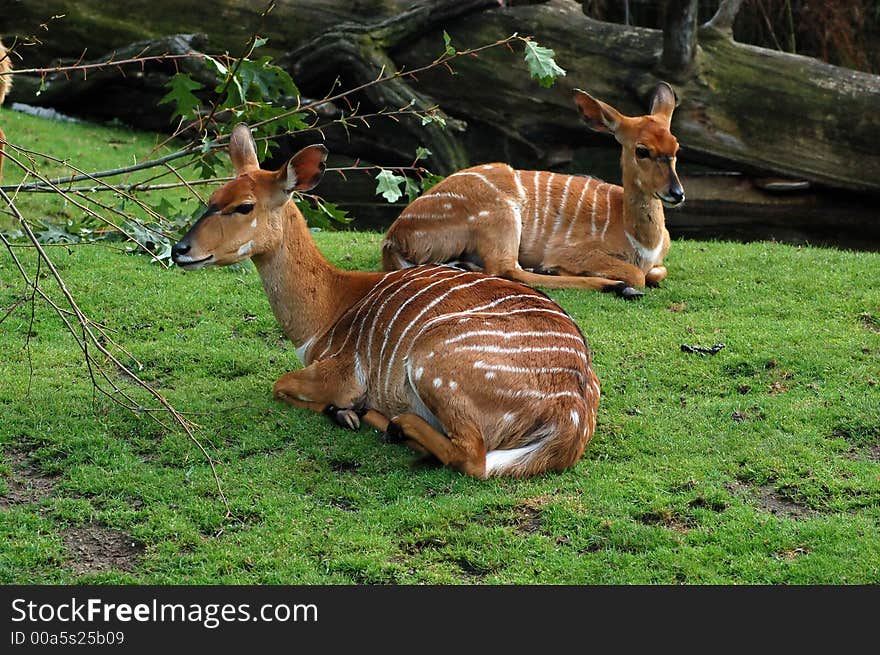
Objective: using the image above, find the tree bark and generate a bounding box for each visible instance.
[3,0,879,241]
[662,0,699,79]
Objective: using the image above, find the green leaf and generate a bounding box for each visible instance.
[442,31,456,57]
[159,73,204,121]
[403,177,421,203]
[420,112,446,129]
[523,40,566,88]
[375,169,407,203]
[420,173,445,194]
[414,146,432,161]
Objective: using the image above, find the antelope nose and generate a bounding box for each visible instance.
[171,240,191,262]
[669,186,685,205]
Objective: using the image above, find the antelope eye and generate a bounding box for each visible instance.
[635,146,651,160]
[235,203,255,215]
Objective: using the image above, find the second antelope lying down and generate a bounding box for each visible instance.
[382,83,684,297]
[170,124,599,478]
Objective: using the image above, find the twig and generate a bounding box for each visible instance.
[0,188,232,518]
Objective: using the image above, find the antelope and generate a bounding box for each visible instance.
[0,41,12,180]
[381,83,684,298]
[170,124,600,478]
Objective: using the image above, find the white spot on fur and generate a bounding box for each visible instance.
[433,377,443,388]
[625,231,665,267]
[427,351,435,359]
[449,380,458,390]
[483,164,494,170]
[250,218,257,229]
[501,412,516,423]
[443,202,452,210]
[468,215,475,222]
[237,240,254,257]
[478,210,490,217]
[570,409,580,428]
[414,366,424,381]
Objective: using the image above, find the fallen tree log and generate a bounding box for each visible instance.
[3,0,878,246]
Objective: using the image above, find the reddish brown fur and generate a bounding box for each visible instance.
[382,83,683,294]
[171,124,600,478]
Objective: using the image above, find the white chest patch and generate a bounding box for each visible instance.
[237,240,255,257]
[625,232,664,267]
[295,337,314,365]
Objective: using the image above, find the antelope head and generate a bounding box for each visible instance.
[574,82,684,208]
[172,124,328,269]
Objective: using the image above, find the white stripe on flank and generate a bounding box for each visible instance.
[484,441,543,477]
[376,271,473,379]
[570,409,580,429]
[444,330,582,345]
[545,175,573,257]
[321,266,429,360]
[455,344,587,361]
[478,210,491,217]
[513,170,526,202]
[600,185,613,240]
[403,212,450,220]
[536,172,555,255]
[412,293,556,338]
[429,191,467,201]
[474,360,585,382]
[318,268,415,358]
[363,267,459,371]
[449,171,499,192]
[564,177,592,243]
[525,171,540,251]
[495,388,584,401]
[383,275,499,394]
[590,182,603,236]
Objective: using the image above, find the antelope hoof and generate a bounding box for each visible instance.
[606,281,645,300]
[383,419,406,444]
[325,405,361,431]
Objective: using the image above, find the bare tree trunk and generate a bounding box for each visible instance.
[662,0,699,79]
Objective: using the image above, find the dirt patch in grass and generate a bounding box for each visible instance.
[327,459,360,473]
[858,312,880,332]
[637,509,692,533]
[509,496,552,535]
[62,524,144,575]
[0,451,57,508]
[727,480,813,519]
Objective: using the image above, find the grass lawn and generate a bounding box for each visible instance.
[1,110,879,584]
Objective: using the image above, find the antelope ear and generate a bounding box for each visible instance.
[279,144,329,193]
[649,82,677,124]
[573,89,624,134]
[229,123,260,174]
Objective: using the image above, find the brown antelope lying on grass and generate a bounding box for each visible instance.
[171,124,600,478]
[382,83,684,298]
[0,41,12,180]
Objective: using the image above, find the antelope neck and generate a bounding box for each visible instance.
[621,167,665,247]
[251,203,380,348]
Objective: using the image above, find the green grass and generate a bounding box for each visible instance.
[1,235,878,584]
[1,110,879,584]
[0,107,197,235]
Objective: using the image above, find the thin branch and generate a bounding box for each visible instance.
[0,188,231,517]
